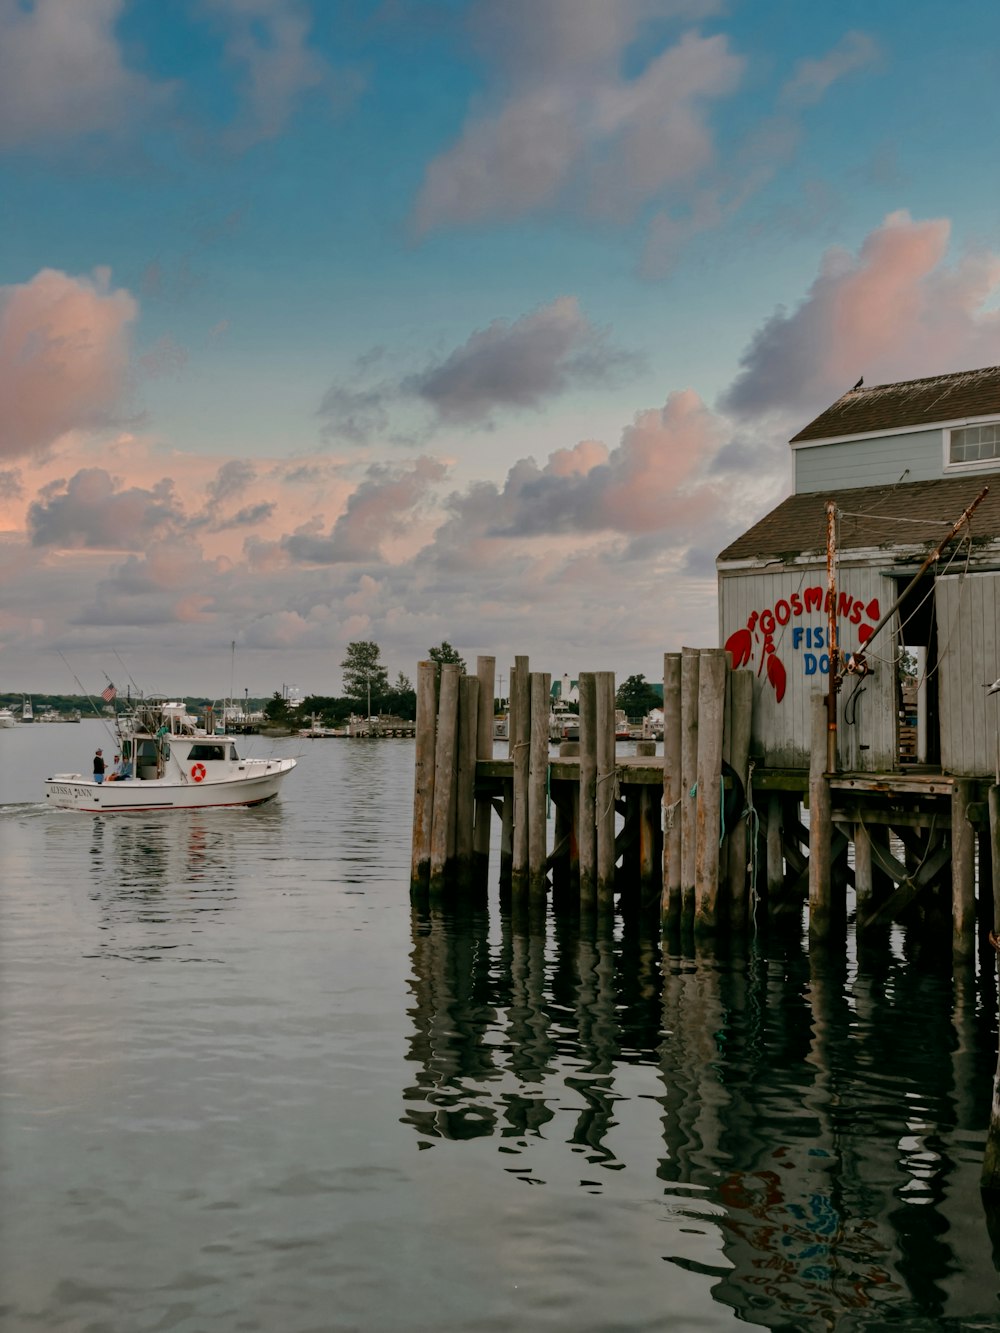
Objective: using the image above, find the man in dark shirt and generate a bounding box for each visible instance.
[93,749,105,784]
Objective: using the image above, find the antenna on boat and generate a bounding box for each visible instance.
[112,649,141,699]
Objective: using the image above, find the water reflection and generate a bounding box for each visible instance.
[72,810,266,961]
[404,898,1000,1329]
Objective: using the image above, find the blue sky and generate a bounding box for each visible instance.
[1,0,998,697]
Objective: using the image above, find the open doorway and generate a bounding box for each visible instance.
[895,573,939,768]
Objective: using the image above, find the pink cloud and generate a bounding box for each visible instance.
[723,212,1000,419]
[0,268,137,460]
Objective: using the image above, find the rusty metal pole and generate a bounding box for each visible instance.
[825,500,838,774]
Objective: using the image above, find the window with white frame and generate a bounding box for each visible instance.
[948,421,1000,466]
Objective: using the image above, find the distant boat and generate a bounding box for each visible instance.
[44,695,296,812]
[20,696,34,723]
[0,705,16,729]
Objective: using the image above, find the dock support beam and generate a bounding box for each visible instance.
[595,671,616,913]
[662,653,682,928]
[808,692,833,943]
[952,778,976,964]
[410,659,437,891]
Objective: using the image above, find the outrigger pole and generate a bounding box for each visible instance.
[823,485,988,775]
[56,651,118,740]
[858,484,989,656]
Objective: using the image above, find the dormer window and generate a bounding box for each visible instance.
[948,421,1000,467]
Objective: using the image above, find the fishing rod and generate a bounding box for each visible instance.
[56,651,119,740]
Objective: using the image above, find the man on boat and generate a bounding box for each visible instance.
[93,749,105,784]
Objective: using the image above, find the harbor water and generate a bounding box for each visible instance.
[2,721,1000,1331]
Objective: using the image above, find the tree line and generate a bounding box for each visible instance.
[264,641,466,726]
[262,646,665,728]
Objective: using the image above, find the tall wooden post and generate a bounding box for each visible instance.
[726,669,753,929]
[473,655,495,881]
[808,692,832,942]
[511,655,530,895]
[680,648,700,928]
[455,674,480,888]
[694,649,726,934]
[529,671,552,902]
[990,785,1000,938]
[766,794,784,908]
[595,670,616,912]
[952,778,975,964]
[636,739,659,899]
[429,663,461,889]
[410,659,438,890]
[662,653,682,927]
[854,819,873,931]
[578,672,597,910]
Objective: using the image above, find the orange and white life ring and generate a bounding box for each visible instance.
[190,762,207,783]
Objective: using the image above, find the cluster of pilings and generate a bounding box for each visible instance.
[409,651,756,931]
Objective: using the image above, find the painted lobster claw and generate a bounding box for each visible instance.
[766,653,787,703]
[725,628,753,668]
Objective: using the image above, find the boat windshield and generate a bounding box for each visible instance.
[187,742,229,762]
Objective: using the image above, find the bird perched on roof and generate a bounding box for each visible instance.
[986,676,1000,695]
[852,376,864,390]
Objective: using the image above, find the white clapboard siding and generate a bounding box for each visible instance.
[795,428,943,493]
[937,571,1000,777]
[719,563,898,770]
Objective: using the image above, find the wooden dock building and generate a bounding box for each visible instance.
[410,365,1000,968]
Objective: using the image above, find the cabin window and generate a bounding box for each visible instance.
[947,422,1000,467]
[187,743,227,762]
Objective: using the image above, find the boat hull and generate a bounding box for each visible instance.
[44,760,295,812]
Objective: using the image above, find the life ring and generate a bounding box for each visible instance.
[191,762,207,783]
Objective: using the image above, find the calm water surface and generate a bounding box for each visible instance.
[2,721,1000,1331]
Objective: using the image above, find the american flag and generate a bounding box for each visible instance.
[101,683,117,703]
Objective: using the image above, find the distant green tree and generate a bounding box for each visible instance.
[615,674,659,719]
[341,640,390,714]
[264,690,290,723]
[428,641,466,672]
[383,671,416,720]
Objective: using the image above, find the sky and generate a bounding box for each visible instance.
[1,0,999,700]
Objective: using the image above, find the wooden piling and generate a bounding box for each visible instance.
[952,778,975,964]
[529,671,552,902]
[454,674,480,887]
[410,659,438,890]
[990,785,1000,938]
[694,648,726,933]
[680,648,700,927]
[808,691,833,942]
[662,653,682,927]
[636,739,659,899]
[473,655,495,880]
[766,794,784,908]
[429,663,461,889]
[854,818,873,929]
[578,672,597,909]
[511,655,530,894]
[595,670,616,911]
[726,669,753,928]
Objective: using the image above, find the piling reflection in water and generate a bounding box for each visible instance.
[404,898,999,1328]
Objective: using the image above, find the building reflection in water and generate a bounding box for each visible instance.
[403,895,999,1328]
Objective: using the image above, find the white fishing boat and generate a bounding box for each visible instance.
[44,697,296,812]
[20,695,34,723]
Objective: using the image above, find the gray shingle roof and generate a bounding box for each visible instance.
[717,472,1000,564]
[790,365,1000,444]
